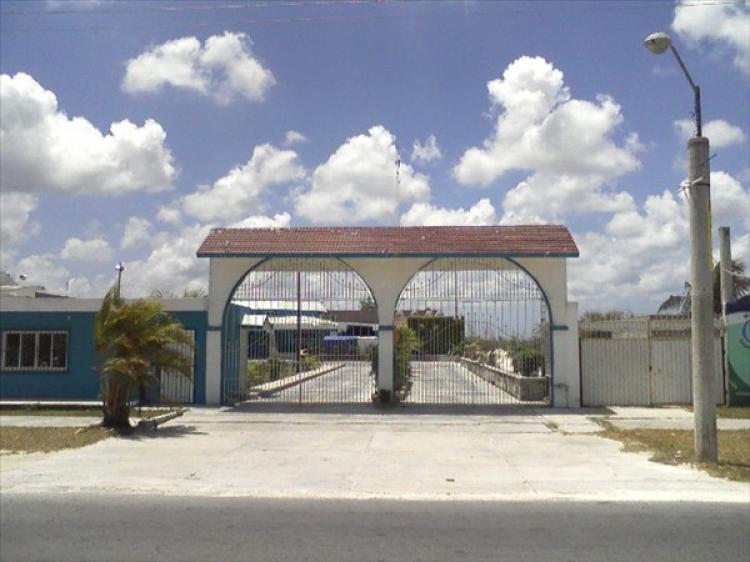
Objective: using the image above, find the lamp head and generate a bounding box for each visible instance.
[644,32,671,55]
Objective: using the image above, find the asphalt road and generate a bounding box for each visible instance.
[2,494,747,562]
[407,360,517,404]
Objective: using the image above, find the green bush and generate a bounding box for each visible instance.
[247,358,296,385]
[394,326,419,392]
[248,361,269,386]
[303,354,320,371]
[407,316,464,355]
[511,348,545,377]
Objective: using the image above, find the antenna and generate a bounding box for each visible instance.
[394,143,401,226]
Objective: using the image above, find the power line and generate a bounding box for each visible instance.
[1,0,740,33]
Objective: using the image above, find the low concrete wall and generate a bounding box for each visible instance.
[461,358,549,401]
[248,363,345,398]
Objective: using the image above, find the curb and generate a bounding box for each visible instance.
[251,364,346,398]
[136,410,184,430]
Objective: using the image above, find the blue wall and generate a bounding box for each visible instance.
[0,309,208,404]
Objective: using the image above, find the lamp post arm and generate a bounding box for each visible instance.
[670,44,702,136]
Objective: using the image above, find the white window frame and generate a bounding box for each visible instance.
[1,330,68,372]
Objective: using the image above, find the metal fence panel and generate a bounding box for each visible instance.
[159,329,195,404]
[395,257,552,406]
[580,316,725,406]
[226,258,377,405]
[580,319,650,406]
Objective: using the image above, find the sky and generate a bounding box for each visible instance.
[1,0,748,313]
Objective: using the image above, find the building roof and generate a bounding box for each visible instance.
[328,310,379,324]
[232,299,327,313]
[197,226,579,258]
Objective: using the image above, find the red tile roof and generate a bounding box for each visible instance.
[197,226,578,257]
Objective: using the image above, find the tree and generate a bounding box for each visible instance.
[149,287,206,298]
[95,287,193,431]
[658,259,750,315]
[579,310,633,322]
[359,295,376,311]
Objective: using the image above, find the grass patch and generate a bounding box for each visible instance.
[682,405,750,419]
[716,406,750,419]
[0,426,109,454]
[0,407,173,419]
[598,421,750,482]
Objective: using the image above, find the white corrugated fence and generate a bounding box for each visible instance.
[580,316,724,406]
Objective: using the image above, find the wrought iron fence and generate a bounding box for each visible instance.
[394,257,552,405]
[223,258,377,405]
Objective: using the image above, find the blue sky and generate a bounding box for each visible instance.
[1,0,748,312]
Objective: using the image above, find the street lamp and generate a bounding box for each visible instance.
[645,31,717,462]
[644,32,702,136]
[114,262,125,297]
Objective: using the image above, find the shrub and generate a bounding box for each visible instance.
[247,358,296,386]
[303,354,320,371]
[407,316,464,355]
[247,361,268,386]
[394,326,419,392]
[463,341,481,360]
[511,348,545,377]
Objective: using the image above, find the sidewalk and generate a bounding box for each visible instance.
[1,405,747,502]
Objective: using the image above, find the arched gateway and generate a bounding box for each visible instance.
[198,226,580,407]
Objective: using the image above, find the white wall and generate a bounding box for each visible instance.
[0,296,207,313]
[204,255,580,407]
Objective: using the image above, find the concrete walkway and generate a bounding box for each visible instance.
[1,405,747,503]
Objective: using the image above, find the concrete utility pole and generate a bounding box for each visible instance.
[645,31,717,462]
[719,227,733,407]
[719,227,733,319]
[687,137,717,462]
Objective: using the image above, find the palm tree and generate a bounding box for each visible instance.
[95,287,193,431]
[658,259,750,315]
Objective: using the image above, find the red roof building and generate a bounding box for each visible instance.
[197,225,578,258]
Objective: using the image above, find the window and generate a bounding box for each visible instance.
[1,331,68,371]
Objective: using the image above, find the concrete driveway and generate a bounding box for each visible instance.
[1,405,748,502]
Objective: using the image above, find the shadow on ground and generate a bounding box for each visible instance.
[123,425,207,440]
[218,402,615,417]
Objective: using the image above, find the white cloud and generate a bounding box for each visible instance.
[570,170,749,312]
[712,170,750,229]
[182,144,304,222]
[400,198,496,226]
[60,237,114,262]
[232,212,291,228]
[118,223,212,297]
[123,32,275,105]
[1,73,175,195]
[411,134,443,164]
[672,0,750,73]
[121,216,152,249]
[570,190,690,312]
[284,130,307,146]
[733,232,749,267]
[0,192,39,249]
[14,254,71,293]
[674,118,746,147]
[453,56,640,224]
[295,125,430,223]
[157,206,182,225]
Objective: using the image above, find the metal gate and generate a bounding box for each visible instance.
[158,329,195,404]
[580,316,725,406]
[222,258,377,405]
[394,257,552,405]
